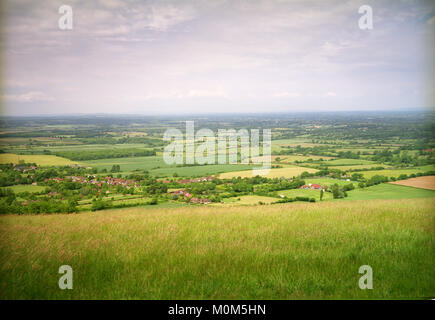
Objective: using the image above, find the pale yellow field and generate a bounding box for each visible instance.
[0,153,78,166]
[252,155,334,163]
[389,176,435,191]
[219,166,317,179]
[213,195,277,206]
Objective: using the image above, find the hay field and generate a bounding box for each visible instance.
[389,176,435,191]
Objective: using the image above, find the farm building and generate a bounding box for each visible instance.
[300,183,324,190]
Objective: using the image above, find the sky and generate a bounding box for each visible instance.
[1,0,434,116]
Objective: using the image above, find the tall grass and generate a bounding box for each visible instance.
[0,198,434,299]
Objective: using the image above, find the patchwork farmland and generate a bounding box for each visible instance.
[0,113,434,299]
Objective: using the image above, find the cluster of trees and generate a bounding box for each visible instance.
[372,149,434,167]
[356,171,435,188]
[185,182,217,195]
[0,191,77,214]
[110,165,121,172]
[254,179,305,196]
[0,164,99,187]
[0,170,32,187]
[90,196,158,211]
[331,183,354,199]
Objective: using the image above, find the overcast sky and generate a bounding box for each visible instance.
[1,0,434,116]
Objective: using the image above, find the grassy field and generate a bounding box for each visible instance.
[252,155,335,163]
[0,153,78,166]
[278,188,334,201]
[84,156,255,177]
[271,139,319,151]
[83,156,167,172]
[331,164,387,171]
[216,195,278,206]
[304,178,353,187]
[219,166,317,179]
[345,183,435,200]
[389,176,435,191]
[0,198,433,299]
[360,166,435,179]
[321,159,376,166]
[0,184,46,194]
[278,155,335,162]
[150,164,255,178]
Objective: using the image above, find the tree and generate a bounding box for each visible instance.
[110,165,120,173]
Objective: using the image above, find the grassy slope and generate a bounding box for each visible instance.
[346,183,435,200]
[0,198,433,299]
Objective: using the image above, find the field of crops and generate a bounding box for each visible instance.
[331,164,387,171]
[0,153,78,166]
[321,159,376,166]
[1,198,433,299]
[389,176,435,191]
[216,195,278,206]
[359,165,435,179]
[219,166,317,179]
[83,156,170,172]
[271,155,335,163]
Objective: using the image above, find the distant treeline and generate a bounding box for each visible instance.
[53,149,156,161]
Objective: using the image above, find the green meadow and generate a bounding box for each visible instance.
[1,184,46,194]
[0,198,433,299]
[278,188,334,201]
[150,164,255,178]
[84,155,173,172]
[304,178,353,187]
[84,156,256,177]
[321,159,376,166]
[345,183,435,200]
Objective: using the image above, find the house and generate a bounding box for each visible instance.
[310,184,322,189]
[169,190,192,198]
[300,183,323,190]
[13,165,28,171]
[190,197,211,204]
[177,177,214,184]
